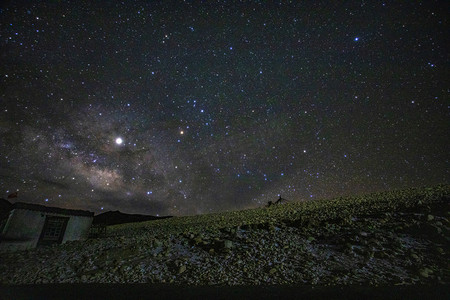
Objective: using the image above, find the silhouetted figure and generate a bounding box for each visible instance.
[266,196,290,208]
[275,195,283,204]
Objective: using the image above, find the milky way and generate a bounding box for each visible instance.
[1,1,448,215]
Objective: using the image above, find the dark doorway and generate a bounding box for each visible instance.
[38,216,69,246]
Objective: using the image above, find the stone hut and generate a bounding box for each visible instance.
[0,202,94,252]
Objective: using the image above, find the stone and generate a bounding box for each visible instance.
[178,265,186,274]
[410,253,420,261]
[435,247,444,254]
[223,240,233,249]
[419,268,432,278]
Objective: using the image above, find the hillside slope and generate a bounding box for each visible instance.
[0,184,449,286]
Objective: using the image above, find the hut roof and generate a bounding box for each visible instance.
[11,202,94,217]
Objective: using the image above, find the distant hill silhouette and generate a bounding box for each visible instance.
[93,210,172,226]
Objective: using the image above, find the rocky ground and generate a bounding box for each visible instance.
[0,186,449,286]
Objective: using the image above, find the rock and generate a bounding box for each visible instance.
[410,253,420,261]
[223,240,233,249]
[419,268,432,278]
[194,236,203,244]
[178,265,186,274]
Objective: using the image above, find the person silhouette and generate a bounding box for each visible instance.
[276,195,282,204]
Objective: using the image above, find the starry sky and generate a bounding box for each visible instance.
[0,1,448,216]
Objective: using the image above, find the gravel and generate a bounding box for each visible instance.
[1,186,449,286]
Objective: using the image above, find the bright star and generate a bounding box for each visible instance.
[115,137,123,145]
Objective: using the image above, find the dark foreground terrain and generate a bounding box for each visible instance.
[1,185,449,298]
[1,283,450,300]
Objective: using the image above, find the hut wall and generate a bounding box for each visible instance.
[62,215,93,242]
[0,209,45,251]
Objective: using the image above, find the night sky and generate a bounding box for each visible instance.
[1,1,448,216]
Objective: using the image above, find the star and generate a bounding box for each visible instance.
[115,137,123,145]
